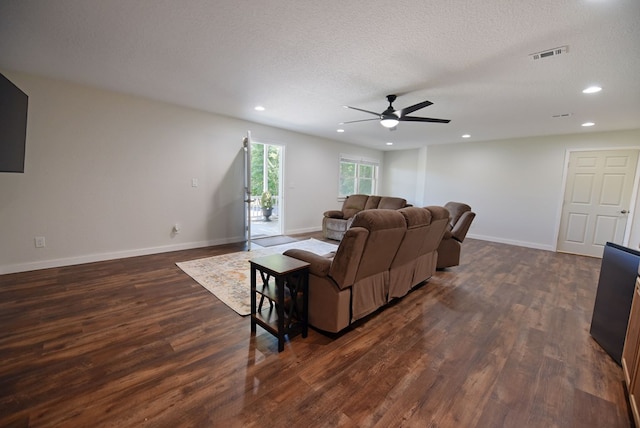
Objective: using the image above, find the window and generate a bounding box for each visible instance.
[339,156,379,197]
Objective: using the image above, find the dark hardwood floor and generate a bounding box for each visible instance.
[0,235,632,427]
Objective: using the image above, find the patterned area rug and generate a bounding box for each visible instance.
[176,238,338,316]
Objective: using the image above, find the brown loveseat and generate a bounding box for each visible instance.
[322,194,409,240]
[285,206,449,333]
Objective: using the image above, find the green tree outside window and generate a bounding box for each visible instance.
[251,143,280,197]
[339,157,378,197]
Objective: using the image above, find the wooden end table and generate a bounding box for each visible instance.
[249,253,310,352]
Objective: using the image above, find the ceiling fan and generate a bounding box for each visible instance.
[340,94,450,130]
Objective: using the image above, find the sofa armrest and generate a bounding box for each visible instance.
[284,249,332,277]
[323,210,344,219]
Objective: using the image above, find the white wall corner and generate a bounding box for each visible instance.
[415,147,428,207]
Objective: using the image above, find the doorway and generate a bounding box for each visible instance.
[557,149,639,257]
[250,142,283,238]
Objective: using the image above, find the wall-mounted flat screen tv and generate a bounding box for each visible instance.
[0,72,28,173]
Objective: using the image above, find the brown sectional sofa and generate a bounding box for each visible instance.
[285,206,449,333]
[322,194,410,241]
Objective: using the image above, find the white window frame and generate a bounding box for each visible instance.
[338,155,380,198]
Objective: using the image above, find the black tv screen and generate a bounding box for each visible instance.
[0,72,28,173]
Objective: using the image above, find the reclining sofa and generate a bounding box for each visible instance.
[285,206,449,333]
[437,202,476,269]
[322,194,409,241]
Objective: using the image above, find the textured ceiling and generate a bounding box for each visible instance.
[1,0,639,150]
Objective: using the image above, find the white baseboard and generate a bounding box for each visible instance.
[0,236,245,275]
[2,232,555,275]
[467,233,555,252]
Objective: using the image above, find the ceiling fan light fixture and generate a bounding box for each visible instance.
[380,118,399,128]
[342,94,449,130]
[582,86,602,94]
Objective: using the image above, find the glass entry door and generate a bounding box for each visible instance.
[250,142,283,238]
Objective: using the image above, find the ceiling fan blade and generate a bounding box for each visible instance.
[339,118,380,125]
[343,105,381,117]
[397,100,433,117]
[399,115,450,123]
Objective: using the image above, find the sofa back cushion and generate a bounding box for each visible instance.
[378,196,407,210]
[364,195,381,210]
[329,226,369,289]
[349,209,406,281]
[392,207,432,267]
[444,201,472,229]
[341,194,369,219]
[422,206,450,253]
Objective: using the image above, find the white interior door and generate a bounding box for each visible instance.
[557,149,639,257]
[243,132,252,250]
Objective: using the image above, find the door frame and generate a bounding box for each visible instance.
[243,132,252,250]
[554,147,640,252]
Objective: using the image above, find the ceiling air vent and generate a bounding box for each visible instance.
[530,45,568,60]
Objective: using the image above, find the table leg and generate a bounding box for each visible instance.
[302,270,308,338]
[250,265,257,333]
[257,270,272,312]
[276,276,285,352]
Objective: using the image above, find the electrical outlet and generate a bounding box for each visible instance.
[35,236,46,248]
[191,178,199,188]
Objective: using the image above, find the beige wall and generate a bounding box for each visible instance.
[380,149,422,205]
[4,71,639,273]
[383,129,640,250]
[0,72,382,273]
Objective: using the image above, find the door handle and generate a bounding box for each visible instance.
[621,210,629,214]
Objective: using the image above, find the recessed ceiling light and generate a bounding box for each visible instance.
[386,142,393,146]
[462,134,471,138]
[254,106,265,111]
[337,129,345,133]
[582,86,602,94]
[582,122,595,127]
